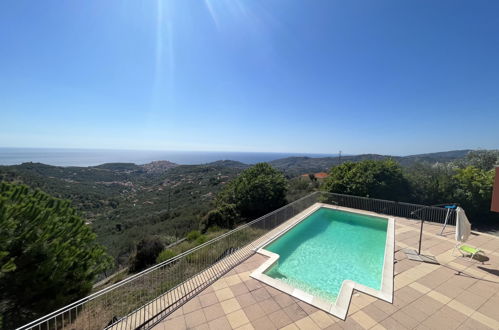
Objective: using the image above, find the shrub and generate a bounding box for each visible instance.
[156,249,178,264]
[207,225,222,233]
[186,230,201,242]
[217,163,288,219]
[129,237,164,272]
[195,235,208,245]
[200,203,238,232]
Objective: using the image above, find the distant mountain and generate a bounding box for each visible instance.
[397,150,472,166]
[268,154,387,176]
[269,150,472,176]
[206,160,249,169]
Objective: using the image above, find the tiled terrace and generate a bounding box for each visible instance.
[154,211,499,330]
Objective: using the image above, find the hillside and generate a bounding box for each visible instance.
[269,154,392,176]
[397,150,473,166]
[0,161,245,265]
[0,149,474,265]
[270,150,472,176]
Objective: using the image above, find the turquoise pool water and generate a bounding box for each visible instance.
[264,208,388,301]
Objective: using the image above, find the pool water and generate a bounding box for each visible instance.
[264,207,388,301]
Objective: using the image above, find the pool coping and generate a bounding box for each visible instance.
[250,203,395,320]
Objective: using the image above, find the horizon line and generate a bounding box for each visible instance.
[0,146,483,158]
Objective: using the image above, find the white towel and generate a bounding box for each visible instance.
[455,207,471,243]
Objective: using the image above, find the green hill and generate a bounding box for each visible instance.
[0,161,244,266]
[270,150,472,176]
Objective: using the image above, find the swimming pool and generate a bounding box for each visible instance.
[250,204,394,319]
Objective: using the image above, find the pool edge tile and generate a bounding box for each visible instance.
[250,203,395,321]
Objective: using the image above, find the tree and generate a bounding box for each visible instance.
[129,236,164,273]
[323,160,410,201]
[217,163,288,219]
[0,182,112,328]
[287,176,318,203]
[454,150,499,171]
[452,166,495,221]
[200,203,238,232]
[404,162,455,205]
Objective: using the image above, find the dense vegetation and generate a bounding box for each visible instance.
[323,159,410,201]
[0,150,497,271]
[1,149,498,327]
[0,161,245,267]
[216,163,287,218]
[323,150,499,227]
[269,150,471,177]
[198,163,287,234]
[0,150,496,271]
[0,182,112,328]
[404,150,499,226]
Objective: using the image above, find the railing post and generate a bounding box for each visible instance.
[418,219,424,255]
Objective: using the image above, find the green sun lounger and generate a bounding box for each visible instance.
[458,244,484,260]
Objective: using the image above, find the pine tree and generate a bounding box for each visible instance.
[0,182,112,328]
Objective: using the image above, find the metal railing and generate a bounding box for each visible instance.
[18,192,320,330]
[17,191,454,330]
[320,192,456,226]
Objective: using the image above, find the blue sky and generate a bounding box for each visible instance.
[1,0,498,155]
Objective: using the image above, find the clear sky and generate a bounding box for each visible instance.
[1,0,498,155]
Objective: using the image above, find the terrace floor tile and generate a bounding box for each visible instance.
[422,305,467,329]
[151,207,499,330]
[390,309,421,329]
[294,316,321,330]
[208,316,232,330]
[184,309,208,329]
[231,282,250,296]
[457,317,495,330]
[226,309,251,329]
[454,290,489,310]
[249,315,277,330]
[236,291,258,308]
[202,303,226,322]
[242,303,266,321]
[379,316,409,330]
[350,310,378,329]
[282,303,308,322]
[268,309,294,328]
[258,298,281,315]
[220,297,242,314]
[251,287,272,302]
[216,287,236,302]
[273,292,295,308]
[308,310,336,328]
[182,296,202,314]
[360,303,390,323]
[199,292,220,308]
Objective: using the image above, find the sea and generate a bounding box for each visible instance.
[0,148,335,167]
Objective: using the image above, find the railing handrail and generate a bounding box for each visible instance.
[17,191,321,329]
[18,191,455,329]
[325,191,453,213]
